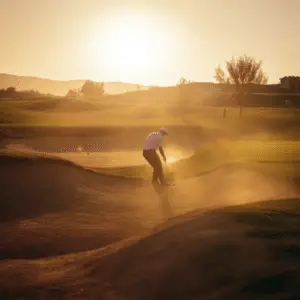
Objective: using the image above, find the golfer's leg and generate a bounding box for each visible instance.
[157,164,165,184]
[144,150,159,183]
[153,154,165,184]
[150,152,160,183]
[152,168,158,183]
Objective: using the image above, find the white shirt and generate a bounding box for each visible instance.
[143,132,164,150]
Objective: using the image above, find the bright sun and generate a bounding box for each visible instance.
[106,24,154,70]
[91,13,171,83]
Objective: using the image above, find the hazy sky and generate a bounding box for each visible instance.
[1,0,299,85]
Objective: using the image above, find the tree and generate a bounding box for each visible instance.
[6,87,16,94]
[0,87,17,98]
[215,55,268,86]
[215,55,268,117]
[177,77,188,86]
[81,80,104,97]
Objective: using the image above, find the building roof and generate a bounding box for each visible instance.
[280,76,300,80]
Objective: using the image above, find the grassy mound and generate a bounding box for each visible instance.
[0,153,145,259]
[0,198,299,299]
[96,139,300,182]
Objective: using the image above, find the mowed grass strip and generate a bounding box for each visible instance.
[96,139,300,180]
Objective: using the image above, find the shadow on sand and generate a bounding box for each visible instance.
[152,183,174,220]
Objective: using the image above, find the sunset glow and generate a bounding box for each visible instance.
[88,12,173,84]
[1,0,300,85]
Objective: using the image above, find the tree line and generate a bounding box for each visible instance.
[77,55,269,95]
[2,54,269,99]
[0,87,46,98]
[178,54,268,88]
[66,80,105,98]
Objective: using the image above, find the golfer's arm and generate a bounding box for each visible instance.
[158,146,166,160]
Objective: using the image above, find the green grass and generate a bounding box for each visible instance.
[3,96,300,180]
[3,136,296,182]
[0,98,186,126]
[2,96,300,299]
[2,96,300,129]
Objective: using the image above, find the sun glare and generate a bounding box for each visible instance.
[90,12,172,83]
[106,25,153,70]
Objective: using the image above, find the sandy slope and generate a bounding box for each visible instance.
[0,154,148,259]
[0,154,300,299]
[3,142,192,169]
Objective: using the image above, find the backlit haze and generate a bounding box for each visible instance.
[1,0,300,85]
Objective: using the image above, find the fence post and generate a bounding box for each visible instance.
[223,107,227,119]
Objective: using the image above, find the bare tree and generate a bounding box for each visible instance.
[215,55,268,117]
[215,55,268,86]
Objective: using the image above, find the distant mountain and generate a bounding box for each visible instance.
[0,73,148,96]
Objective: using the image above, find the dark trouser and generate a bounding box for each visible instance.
[143,149,165,184]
